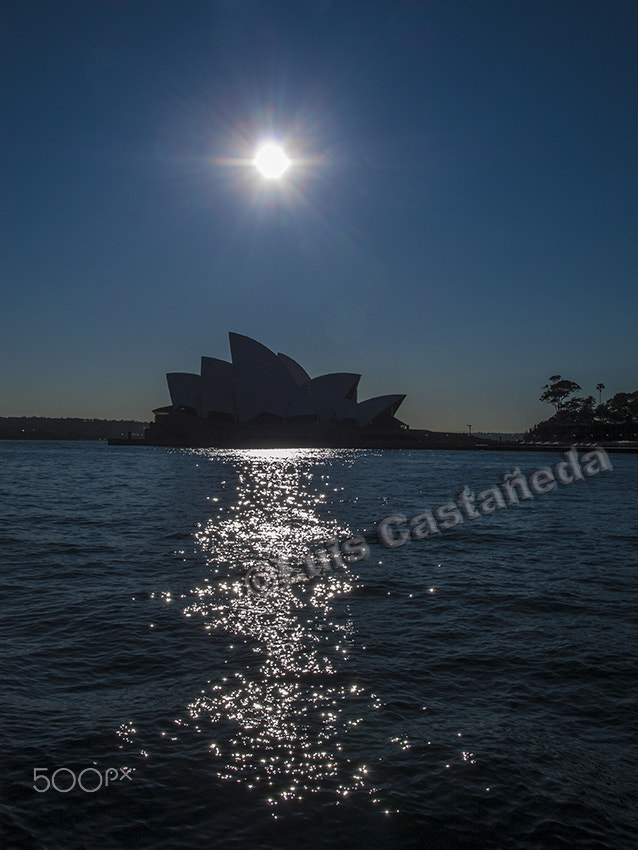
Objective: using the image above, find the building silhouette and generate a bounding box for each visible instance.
[146,332,408,447]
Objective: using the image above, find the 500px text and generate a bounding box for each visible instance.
[33,766,133,793]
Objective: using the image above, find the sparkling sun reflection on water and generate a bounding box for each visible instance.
[10,443,635,846]
[174,449,381,807]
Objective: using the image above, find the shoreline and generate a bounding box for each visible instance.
[106,436,638,452]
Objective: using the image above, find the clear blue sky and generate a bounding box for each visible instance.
[2,0,636,431]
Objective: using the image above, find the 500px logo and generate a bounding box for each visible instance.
[33,766,133,793]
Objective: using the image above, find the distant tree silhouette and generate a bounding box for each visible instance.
[528,385,638,441]
[539,375,582,412]
[605,391,638,430]
[0,417,149,440]
[596,382,605,404]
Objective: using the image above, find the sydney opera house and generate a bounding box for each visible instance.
[144,332,412,448]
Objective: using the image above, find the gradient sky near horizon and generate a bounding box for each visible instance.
[2,0,637,431]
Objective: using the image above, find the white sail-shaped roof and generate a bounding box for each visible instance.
[163,334,407,430]
[286,382,317,418]
[277,352,311,386]
[200,357,235,418]
[167,373,201,412]
[357,394,405,426]
[335,396,359,422]
[229,332,298,422]
[306,373,360,423]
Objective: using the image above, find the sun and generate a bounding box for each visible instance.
[253,143,291,179]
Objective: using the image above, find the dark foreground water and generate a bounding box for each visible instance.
[1,441,637,849]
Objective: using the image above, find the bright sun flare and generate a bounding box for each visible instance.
[253,143,291,179]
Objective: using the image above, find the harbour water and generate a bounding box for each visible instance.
[2,441,637,848]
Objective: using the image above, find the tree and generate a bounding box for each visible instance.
[605,391,638,437]
[539,375,582,412]
[529,381,638,442]
[596,382,605,405]
[562,395,595,420]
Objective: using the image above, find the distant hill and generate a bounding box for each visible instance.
[0,417,149,441]
[475,432,525,442]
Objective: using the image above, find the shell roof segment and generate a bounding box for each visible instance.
[165,333,405,426]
